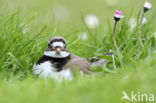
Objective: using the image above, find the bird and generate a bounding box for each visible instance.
[33,36,97,81]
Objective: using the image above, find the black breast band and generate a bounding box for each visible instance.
[36,55,70,72]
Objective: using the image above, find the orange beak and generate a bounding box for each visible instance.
[55,48,61,55]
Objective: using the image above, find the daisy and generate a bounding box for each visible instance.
[84,14,99,29]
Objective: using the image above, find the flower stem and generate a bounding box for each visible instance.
[140,11,144,25]
[113,21,123,67]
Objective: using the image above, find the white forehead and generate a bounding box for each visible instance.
[52,42,64,47]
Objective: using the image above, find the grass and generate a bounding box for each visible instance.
[0,0,156,103]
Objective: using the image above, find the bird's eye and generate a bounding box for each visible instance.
[48,43,51,47]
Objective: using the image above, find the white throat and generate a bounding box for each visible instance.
[44,51,70,58]
[51,42,64,48]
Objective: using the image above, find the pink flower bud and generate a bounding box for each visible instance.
[114,10,124,21]
[114,10,124,19]
[144,2,152,9]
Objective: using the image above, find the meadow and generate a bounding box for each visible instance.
[0,0,156,103]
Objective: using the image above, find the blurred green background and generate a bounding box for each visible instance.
[1,0,155,31]
[0,0,156,103]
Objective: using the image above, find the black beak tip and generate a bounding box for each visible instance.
[56,52,61,55]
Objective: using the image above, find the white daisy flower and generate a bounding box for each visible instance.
[84,14,99,29]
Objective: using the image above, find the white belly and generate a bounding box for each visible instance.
[33,61,73,81]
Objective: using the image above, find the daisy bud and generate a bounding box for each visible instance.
[114,10,124,21]
[143,1,152,13]
[142,17,147,25]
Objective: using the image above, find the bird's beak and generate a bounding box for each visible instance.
[55,48,61,55]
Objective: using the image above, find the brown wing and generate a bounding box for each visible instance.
[63,54,93,74]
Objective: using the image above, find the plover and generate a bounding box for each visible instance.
[33,36,97,81]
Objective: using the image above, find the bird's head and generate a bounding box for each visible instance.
[44,36,70,58]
